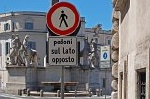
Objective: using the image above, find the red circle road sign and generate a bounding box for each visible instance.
[47,2,80,36]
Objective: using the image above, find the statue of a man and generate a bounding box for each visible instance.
[88,39,96,68]
[22,35,29,50]
[92,24,102,34]
[9,34,21,65]
[22,35,30,66]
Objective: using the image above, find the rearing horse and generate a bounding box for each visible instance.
[22,35,38,66]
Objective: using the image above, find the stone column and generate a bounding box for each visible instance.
[146,48,150,99]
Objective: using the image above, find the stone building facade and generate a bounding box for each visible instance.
[111,0,150,99]
[0,11,47,93]
[0,11,112,95]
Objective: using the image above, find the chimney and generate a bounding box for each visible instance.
[52,0,59,5]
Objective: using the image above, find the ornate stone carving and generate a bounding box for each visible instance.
[111,80,118,91]
[112,62,118,78]
[112,10,119,22]
[112,50,119,62]
[112,21,119,32]
[111,32,119,50]
[112,0,117,6]
[92,24,102,34]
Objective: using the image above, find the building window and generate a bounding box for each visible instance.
[4,23,10,31]
[25,22,33,30]
[27,41,36,50]
[102,78,106,88]
[5,42,10,55]
[138,71,146,99]
[78,42,80,65]
[108,40,111,45]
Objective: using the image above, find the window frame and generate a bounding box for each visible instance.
[25,22,33,30]
[5,42,10,55]
[4,23,10,31]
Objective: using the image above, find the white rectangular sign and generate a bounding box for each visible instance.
[49,36,77,66]
[100,46,110,68]
[100,46,110,62]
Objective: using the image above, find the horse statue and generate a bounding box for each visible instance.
[22,35,38,66]
[26,48,38,66]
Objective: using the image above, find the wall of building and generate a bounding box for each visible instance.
[120,0,150,60]
[115,0,150,99]
[0,12,47,33]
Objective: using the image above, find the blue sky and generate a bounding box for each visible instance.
[0,0,112,30]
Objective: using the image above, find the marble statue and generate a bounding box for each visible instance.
[9,34,21,65]
[92,24,102,34]
[22,35,38,66]
[8,34,38,66]
[88,39,96,69]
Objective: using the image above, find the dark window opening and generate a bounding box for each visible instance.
[78,42,80,65]
[102,78,106,88]
[137,70,146,99]
[25,22,33,30]
[5,42,10,55]
[139,72,146,99]
[108,40,111,45]
[4,23,10,31]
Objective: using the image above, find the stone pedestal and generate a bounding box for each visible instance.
[5,65,38,94]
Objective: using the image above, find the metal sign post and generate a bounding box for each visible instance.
[49,37,77,99]
[104,68,107,99]
[61,66,64,99]
[47,2,80,99]
[100,46,111,99]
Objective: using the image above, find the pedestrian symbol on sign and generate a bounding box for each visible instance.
[103,52,107,59]
[46,2,80,36]
[59,10,68,27]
